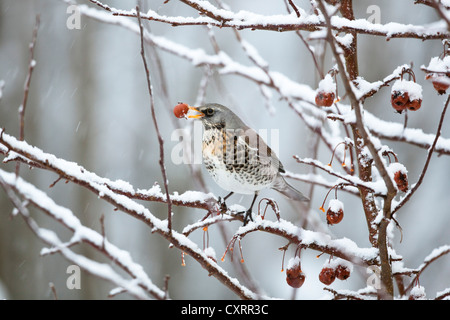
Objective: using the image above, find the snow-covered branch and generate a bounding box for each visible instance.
[0,130,258,299]
[0,169,162,300]
[88,0,449,40]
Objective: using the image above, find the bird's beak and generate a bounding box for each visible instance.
[187,106,205,119]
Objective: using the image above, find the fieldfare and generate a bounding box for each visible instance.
[188,103,309,223]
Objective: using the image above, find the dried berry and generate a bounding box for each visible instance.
[391,77,423,114]
[173,103,190,118]
[426,74,450,95]
[315,74,336,107]
[319,267,335,285]
[326,199,344,225]
[285,257,305,288]
[335,264,351,280]
[388,162,409,192]
[424,54,450,95]
[406,98,422,111]
[315,91,335,107]
[432,79,449,94]
[391,90,409,113]
[394,171,408,192]
[408,285,426,300]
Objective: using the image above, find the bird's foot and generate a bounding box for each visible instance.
[235,209,253,225]
[243,209,253,225]
[217,196,228,214]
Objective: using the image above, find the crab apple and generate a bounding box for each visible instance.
[424,55,450,94]
[335,264,351,280]
[285,257,306,288]
[391,90,409,113]
[408,285,426,300]
[394,171,409,192]
[388,162,409,192]
[315,74,336,107]
[326,199,344,225]
[319,267,336,285]
[173,103,189,118]
[406,98,422,111]
[432,80,449,94]
[315,91,335,107]
[426,74,450,95]
[391,79,423,113]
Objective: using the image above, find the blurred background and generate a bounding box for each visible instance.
[0,0,449,299]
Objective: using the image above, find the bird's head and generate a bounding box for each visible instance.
[188,103,244,129]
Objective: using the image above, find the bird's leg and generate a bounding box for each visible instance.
[243,193,258,225]
[218,191,233,214]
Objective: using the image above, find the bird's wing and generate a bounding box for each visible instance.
[225,128,284,173]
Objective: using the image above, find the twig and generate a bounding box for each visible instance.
[392,94,450,215]
[136,5,173,232]
[16,15,39,177]
[404,244,450,294]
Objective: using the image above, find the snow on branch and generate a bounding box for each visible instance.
[0,129,381,292]
[224,215,379,266]
[0,169,162,299]
[88,0,449,40]
[77,2,450,161]
[0,129,278,299]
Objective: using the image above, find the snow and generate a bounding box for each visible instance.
[317,73,336,93]
[235,216,378,264]
[387,162,408,176]
[286,256,301,269]
[423,55,450,73]
[328,199,344,212]
[0,168,165,299]
[392,79,423,101]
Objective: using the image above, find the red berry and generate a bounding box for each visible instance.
[315,91,335,107]
[335,264,351,280]
[286,267,306,288]
[394,170,408,192]
[432,79,449,95]
[173,103,189,118]
[285,257,305,288]
[391,90,409,113]
[326,199,344,225]
[426,73,450,95]
[406,99,422,111]
[319,267,335,285]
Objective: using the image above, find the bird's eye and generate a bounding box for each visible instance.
[206,108,214,116]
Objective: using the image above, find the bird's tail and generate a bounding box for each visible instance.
[272,176,309,202]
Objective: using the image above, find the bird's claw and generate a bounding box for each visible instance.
[218,196,228,214]
[235,209,253,225]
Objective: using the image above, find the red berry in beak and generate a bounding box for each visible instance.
[173,103,190,118]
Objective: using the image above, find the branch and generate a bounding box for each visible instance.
[0,169,168,299]
[0,130,258,299]
[224,216,379,266]
[89,0,450,40]
[16,15,39,177]
[135,5,173,232]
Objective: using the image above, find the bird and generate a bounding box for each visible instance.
[187,103,309,223]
